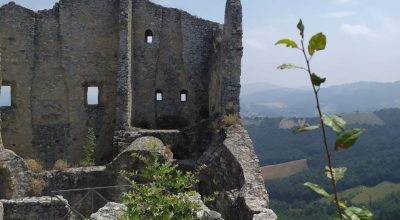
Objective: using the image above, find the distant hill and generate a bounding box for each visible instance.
[240,81,400,117]
[340,181,400,205]
[240,82,282,96]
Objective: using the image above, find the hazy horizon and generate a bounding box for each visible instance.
[1,0,400,88]
[242,79,400,89]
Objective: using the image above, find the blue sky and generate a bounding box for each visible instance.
[1,0,400,88]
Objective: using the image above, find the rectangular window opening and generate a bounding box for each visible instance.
[156,92,163,101]
[0,85,12,107]
[146,36,153,44]
[87,86,99,105]
[180,93,187,102]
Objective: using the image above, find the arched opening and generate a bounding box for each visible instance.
[180,90,188,102]
[155,90,163,101]
[0,167,13,199]
[145,29,153,44]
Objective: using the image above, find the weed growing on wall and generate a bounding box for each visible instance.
[221,113,241,128]
[26,159,44,173]
[275,19,373,220]
[53,159,69,171]
[80,128,96,167]
[27,177,47,196]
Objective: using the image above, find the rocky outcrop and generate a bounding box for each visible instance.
[108,136,172,171]
[198,125,277,220]
[90,202,127,220]
[191,193,223,220]
[0,149,30,199]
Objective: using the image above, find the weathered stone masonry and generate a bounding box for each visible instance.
[0,0,228,164]
[0,0,120,166]
[0,0,245,167]
[0,0,277,219]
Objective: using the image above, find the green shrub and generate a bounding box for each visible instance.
[80,128,96,167]
[120,151,201,220]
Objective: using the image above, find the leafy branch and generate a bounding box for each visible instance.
[275,19,373,220]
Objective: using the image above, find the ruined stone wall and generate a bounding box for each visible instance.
[0,3,35,158]
[0,0,243,165]
[209,0,242,120]
[0,1,119,166]
[57,0,119,165]
[131,0,220,129]
[1,197,71,220]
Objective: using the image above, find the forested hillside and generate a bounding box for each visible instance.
[244,108,400,219]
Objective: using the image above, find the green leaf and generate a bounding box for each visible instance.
[275,39,298,48]
[308,45,315,57]
[304,182,330,198]
[322,115,346,133]
[308,32,326,56]
[344,207,373,220]
[293,123,320,133]
[297,19,304,38]
[277,63,305,70]
[311,73,326,86]
[335,128,364,150]
[325,166,347,183]
[339,201,347,209]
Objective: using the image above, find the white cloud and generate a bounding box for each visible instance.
[341,24,378,39]
[245,39,268,50]
[244,27,280,50]
[326,11,356,18]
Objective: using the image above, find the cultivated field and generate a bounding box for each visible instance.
[260,159,309,180]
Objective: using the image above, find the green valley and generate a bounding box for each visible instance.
[245,108,400,219]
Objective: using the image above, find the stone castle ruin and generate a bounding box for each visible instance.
[0,0,276,219]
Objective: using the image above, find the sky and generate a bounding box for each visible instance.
[1,0,400,88]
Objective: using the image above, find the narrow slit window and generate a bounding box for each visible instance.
[145,30,153,44]
[87,86,99,105]
[156,90,163,101]
[180,90,188,102]
[0,85,12,107]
